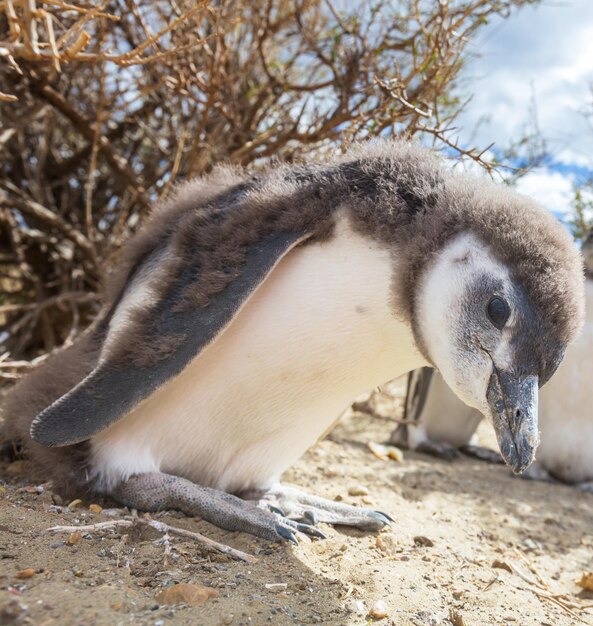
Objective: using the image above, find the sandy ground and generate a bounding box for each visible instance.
[2,380,593,626]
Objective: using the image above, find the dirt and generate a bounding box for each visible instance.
[1,379,593,626]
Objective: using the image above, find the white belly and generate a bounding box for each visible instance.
[90,217,426,492]
[537,282,593,482]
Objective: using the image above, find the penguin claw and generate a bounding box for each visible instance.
[268,505,285,516]
[297,523,326,539]
[372,510,394,524]
[275,524,299,544]
[303,510,318,525]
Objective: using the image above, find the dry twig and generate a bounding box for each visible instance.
[46,515,258,564]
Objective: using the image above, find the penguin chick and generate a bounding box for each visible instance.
[2,140,584,542]
[394,232,593,487]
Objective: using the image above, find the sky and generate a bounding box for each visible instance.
[455,0,593,223]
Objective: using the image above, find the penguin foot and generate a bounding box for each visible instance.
[415,439,460,460]
[113,472,323,543]
[459,444,504,464]
[254,484,392,532]
[575,481,593,493]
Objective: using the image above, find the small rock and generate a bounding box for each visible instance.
[15,568,35,579]
[67,531,82,546]
[156,583,219,606]
[576,572,593,591]
[353,600,366,614]
[376,533,399,556]
[367,441,404,462]
[369,599,389,619]
[368,441,389,461]
[387,446,404,462]
[89,504,103,513]
[222,615,234,625]
[348,485,369,496]
[413,535,434,547]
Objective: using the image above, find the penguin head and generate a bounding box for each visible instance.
[414,231,574,474]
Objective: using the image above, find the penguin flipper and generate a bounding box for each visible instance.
[30,230,311,447]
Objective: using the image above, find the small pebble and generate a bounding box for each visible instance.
[413,535,434,547]
[348,485,369,496]
[353,600,366,614]
[67,531,82,546]
[376,533,399,556]
[15,568,35,579]
[156,583,219,606]
[89,504,103,513]
[369,599,389,619]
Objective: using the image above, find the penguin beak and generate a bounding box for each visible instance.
[487,371,539,474]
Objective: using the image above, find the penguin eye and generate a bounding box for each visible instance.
[486,296,510,330]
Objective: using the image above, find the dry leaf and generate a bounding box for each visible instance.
[156,583,220,606]
[449,608,466,626]
[492,560,513,573]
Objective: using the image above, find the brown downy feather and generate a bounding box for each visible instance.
[1,334,99,495]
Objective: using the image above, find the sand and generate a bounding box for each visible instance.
[2,381,593,626]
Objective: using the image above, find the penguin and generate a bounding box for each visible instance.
[1,140,585,542]
[393,230,593,487]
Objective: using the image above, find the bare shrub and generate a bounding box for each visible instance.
[0,0,535,377]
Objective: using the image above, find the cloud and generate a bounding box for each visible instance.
[515,168,575,218]
[458,0,593,169]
